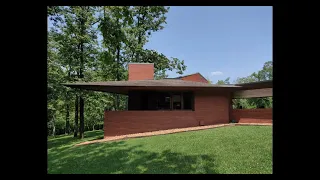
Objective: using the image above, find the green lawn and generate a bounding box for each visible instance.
[48,126,272,174]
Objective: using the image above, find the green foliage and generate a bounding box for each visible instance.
[214,61,272,109]
[48,6,63,26]
[230,61,273,109]
[216,77,230,85]
[122,6,186,78]
[48,6,63,17]
[48,5,272,137]
[48,126,272,174]
[48,6,187,136]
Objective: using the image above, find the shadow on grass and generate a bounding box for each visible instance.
[48,140,218,174]
[47,130,104,150]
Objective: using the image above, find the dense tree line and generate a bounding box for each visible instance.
[47,6,186,137]
[48,6,272,138]
[215,61,273,109]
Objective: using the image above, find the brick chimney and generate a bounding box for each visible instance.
[128,63,154,81]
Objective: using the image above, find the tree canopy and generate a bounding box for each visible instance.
[48,6,272,138]
[215,61,273,109]
[47,6,186,137]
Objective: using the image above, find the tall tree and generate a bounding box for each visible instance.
[99,6,132,110]
[48,31,66,136]
[49,6,79,137]
[47,6,189,137]
[74,95,79,137]
[52,6,98,138]
[125,6,187,79]
[72,6,98,138]
[99,6,187,109]
[128,6,169,63]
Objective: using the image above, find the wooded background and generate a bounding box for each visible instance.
[47,6,272,137]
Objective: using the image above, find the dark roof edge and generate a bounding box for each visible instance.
[234,80,273,86]
[61,81,241,88]
[163,77,180,79]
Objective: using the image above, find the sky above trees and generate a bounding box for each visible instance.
[48,6,272,83]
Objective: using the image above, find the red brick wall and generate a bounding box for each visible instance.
[104,91,231,137]
[195,91,230,125]
[180,73,208,83]
[104,111,197,137]
[128,63,154,81]
[231,108,272,123]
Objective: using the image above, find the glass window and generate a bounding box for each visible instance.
[172,94,181,110]
[183,92,194,110]
[157,93,171,110]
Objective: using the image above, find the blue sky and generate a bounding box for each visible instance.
[145,6,272,83]
[48,6,272,83]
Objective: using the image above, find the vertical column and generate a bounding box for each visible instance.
[229,94,233,123]
[104,110,108,138]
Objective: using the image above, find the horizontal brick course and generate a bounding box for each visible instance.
[195,92,230,125]
[103,84,272,137]
[128,63,154,81]
[104,111,198,137]
[104,91,231,137]
[231,108,272,123]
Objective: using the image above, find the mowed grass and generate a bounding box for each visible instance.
[48,126,272,174]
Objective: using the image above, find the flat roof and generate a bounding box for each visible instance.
[62,79,272,95]
[235,80,273,90]
[62,79,240,94]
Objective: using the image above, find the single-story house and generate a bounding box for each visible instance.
[63,63,272,138]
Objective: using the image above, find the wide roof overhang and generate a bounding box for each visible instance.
[63,79,241,95]
[234,80,273,90]
[62,79,273,98]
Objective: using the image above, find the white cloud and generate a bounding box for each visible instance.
[210,71,223,76]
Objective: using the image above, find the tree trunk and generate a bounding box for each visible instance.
[52,125,56,137]
[115,46,120,110]
[52,117,56,137]
[79,97,84,139]
[136,9,146,63]
[66,64,72,134]
[74,95,79,137]
[136,12,141,62]
[65,102,70,134]
[79,8,85,139]
[65,91,70,134]
[92,124,95,131]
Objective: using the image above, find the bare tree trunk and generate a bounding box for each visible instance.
[79,97,84,139]
[52,125,56,137]
[66,65,72,135]
[52,116,56,137]
[136,8,146,63]
[79,7,85,139]
[65,102,70,134]
[115,46,120,110]
[74,95,79,137]
[66,92,70,134]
